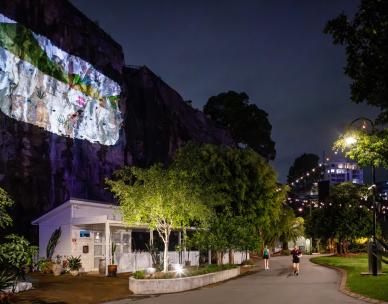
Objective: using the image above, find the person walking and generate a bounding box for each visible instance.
[290,245,302,275]
[263,245,270,270]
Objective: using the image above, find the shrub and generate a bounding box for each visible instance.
[348,242,368,253]
[282,249,290,256]
[0,270,15,291]
[35,259,52,274]
[241,259,255,266]
[46,228,61,260]
[133,270,145,279]
[0,234,38,279]
[132,264,238,279]
[67,256,82,271]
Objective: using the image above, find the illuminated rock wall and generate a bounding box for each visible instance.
[0,0,233,240]
[0,14,122,145]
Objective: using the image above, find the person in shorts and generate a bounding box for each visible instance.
[290,245,302,275]
[263,245,270,270]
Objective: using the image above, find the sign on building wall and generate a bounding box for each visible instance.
[0,14,122,145]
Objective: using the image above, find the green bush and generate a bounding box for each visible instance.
[241,259,255,266]
[133,270,145,279]
[0,270,15,291]
[35,258,52,273]
[348,242,367,253]
[132,264,238,279]
[0,234,38,279]
[67,256,82,271]
[282,249,290,256]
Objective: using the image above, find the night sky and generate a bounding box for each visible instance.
[71,0,381,182]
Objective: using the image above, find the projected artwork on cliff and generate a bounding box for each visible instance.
[0,14,122,145]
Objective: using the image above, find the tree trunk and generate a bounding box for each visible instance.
[216,251,223,265]
[282,241,288,250]
[229,249,234,265]
[163,238,169,272]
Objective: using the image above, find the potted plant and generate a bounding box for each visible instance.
[108,242,117,277]
[67,256,82,276]
[52,255,63,276]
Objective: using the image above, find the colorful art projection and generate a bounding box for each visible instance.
[0,14,122,145]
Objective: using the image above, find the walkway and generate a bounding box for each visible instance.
[106,255,366,304]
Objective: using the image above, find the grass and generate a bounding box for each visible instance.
[311,254,388,302]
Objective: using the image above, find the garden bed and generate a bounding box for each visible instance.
[129,265,240,294]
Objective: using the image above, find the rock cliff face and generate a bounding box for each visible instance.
[0,0,233,239]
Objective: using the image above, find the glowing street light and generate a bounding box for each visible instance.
[344,135,357,146]
[343,117,379,276]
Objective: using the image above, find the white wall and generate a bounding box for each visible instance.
[166,251,199,266]
[221,251,250,264]
[72,202,121,221]
[37,205,72,259]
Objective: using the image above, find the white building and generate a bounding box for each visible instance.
[324,159,363,184]
[32,198,248,274]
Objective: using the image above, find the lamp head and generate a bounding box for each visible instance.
[344,135,357,146]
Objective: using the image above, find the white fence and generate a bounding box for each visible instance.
[116,250,249,273]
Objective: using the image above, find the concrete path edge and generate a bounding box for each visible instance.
[310,258,388,304]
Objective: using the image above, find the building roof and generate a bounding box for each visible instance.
[31,198,117,225]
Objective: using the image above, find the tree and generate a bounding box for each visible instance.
[173,142,286,257]
[287,153,320,185]
[305,183,372,254]
[203,91,276,160]
[190,213,261,264]
[106,164,209,272]
[266,207,304,250]
[324,0,388,123]
[0,188,14,229]
[334,129,388,168]
[0,188,37,281]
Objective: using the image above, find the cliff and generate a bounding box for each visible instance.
[0,0,233,240]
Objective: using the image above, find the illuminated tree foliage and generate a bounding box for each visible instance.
[191,214,260,264]
[106,164,210,272]
[305,182,372,254]
[324,0,388,123]
[264,207,304,250]
[173,143,286,252]
[334,129,388,168]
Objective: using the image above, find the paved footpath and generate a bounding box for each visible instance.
[105,255,366,304]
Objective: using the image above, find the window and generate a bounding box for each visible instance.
[80,230,90,238]
[132,231,150,251]
[122,233,130,254]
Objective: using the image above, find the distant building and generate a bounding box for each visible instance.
[323,157,363,185]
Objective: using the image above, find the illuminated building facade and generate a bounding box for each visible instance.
[323,159,363,185]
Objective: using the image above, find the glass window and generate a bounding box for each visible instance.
[94,245,103,256]
[123,234,130,244]
[132,231,150,251]
[80,230,90,237]
[123,245,130,254]
[113,232,121,243]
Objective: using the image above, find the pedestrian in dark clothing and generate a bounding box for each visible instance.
[290,245,302,275]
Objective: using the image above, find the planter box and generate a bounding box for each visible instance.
[129,267,240,294]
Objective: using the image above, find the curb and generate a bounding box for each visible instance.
[311,259,388,304]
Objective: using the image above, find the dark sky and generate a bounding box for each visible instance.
[71,0,380,182]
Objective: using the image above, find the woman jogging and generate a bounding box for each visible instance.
[263,245,270,270]
[290,245,302,275]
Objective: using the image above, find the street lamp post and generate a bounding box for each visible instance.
[346,117,378,276]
